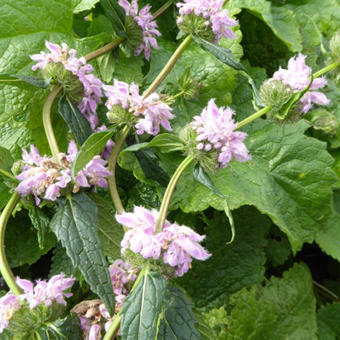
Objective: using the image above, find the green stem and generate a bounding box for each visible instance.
[0,193,22,295]
[0,169,15,181]
[172,89,186,100]
[108,125,131,214]
[236,106,272,130]
[43,85,62,162]
[313,61,340,78]
[152,0,173,19]
[155,155,194,233]
[84,38,125,62]
[142,35,193,99]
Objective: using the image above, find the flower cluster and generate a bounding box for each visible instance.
[118,0,160,60]
[74,260,136,340]
[177,0,238,43]
[190,99,251,168]
[15,141,111,205]
[0,274,74,334]
[273,54,330,113]
[31,41,103,129]
[116,206,211,277]
[104,80,174,136]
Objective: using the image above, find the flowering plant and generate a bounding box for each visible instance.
[0,0,340,339]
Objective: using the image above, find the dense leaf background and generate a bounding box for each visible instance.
[0,0,340,338]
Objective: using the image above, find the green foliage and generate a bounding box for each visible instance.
[73,0,100,13]
[121,270,167,340]
[227,263,317,339]
[317,302,340,340]
[50,192,115,314]
[158,287,201,340]
[177,207,270,308]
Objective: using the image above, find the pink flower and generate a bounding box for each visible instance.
[0,293,20,333]
[116,206,211,276]
[118,0,161,60]
[177,0,238,43]
[30,41,103,129]
[192,99,251,168]
[103,80,174,136]
[15,141,111,205]
[273,54,330,113]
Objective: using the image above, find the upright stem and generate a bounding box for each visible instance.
[155,155,194,233]
[236,106,272,130]
[142,35,193,99]
[108,126,131,214]
[0,193,22,295]
[152,0,173,19]
[84,38,125,62]
[313,61,340,78]
[43,86,62,162]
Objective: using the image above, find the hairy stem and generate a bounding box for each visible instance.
[0,169,15,181]
[108,126,131,214]
[152,0,173,19]
[313,61,340,78]
[155,155,194,233]
[84,38,125,62]
[142,35,193,99]
[43,86,62,162]
[236,106,272,129]
[0,193,22,295]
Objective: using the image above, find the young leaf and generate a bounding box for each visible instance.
[121,142,149,154]
[58,95,92,146]
[121,270,167,340]
[28,207,52,250]
[72,129,114,178]
[88,193,124,260]
[158,287,201,340]
[100,0,127,37]
[147,133,185,153]
[192,36,246,72]
[0,73,50,88]
[50,192,115,315]
[0,147,14,172]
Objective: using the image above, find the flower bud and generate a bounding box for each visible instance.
[106,104,136,127]
[329,31,340,62]
[178,14,216,42]
[260,79,292,113]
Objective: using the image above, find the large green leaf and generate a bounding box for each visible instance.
[177,207,270,308]
[170,120,337,253]
[88,193,124,260]
[158,287,201,340]
[227,263,317,339]
[50,192,115,315]
[121,270,167,340]
[228,0,302,51]
[317,302,340,340]
[73,0,100,13]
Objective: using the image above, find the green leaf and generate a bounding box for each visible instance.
[88,193,124,260]
[50,192,115,315]
[28,207,52,250]
[58,95,92,146]
[226,263,317,340]
[72,129,114,178]
[35,314,83,340]
[0,74,50,88]
[100,0,127,37]
[171,120,337,252]
[6,211,56,268]
[177,207,270,308]
[192,36,246,72]
[229,0,303,51]
[317,302,340,340]
[121,143,149,153]
[121,270,167,340]
[158,287,201,340]
[73,0,100,13]
[147,134,185,153]
[0,146,13,172]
